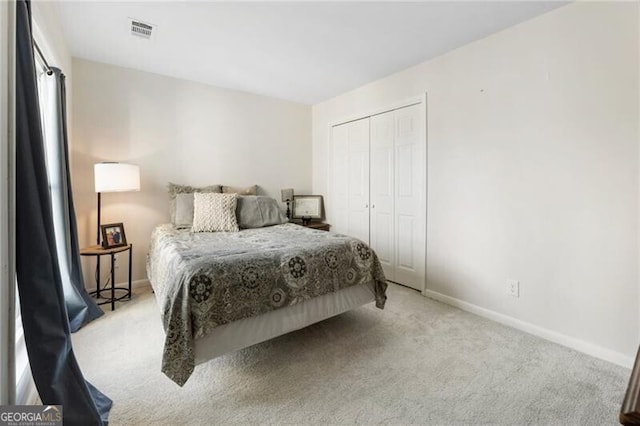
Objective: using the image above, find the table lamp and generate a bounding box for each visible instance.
[281,188,294,220]
[94,162,140,246]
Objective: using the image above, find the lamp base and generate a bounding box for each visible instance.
[96,192,102,245]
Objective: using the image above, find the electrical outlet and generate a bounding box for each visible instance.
[506,280,519,297]
[114,256,119,269]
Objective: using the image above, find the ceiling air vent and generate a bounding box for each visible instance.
[130,19,154,39]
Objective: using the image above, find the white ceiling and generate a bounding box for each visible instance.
[56,1,566,105]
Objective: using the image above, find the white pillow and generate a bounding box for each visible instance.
[192,193,239,232]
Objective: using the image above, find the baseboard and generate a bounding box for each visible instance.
[423,289,634,369]
[131,278,150,290]
[108,278,150,290]
[87,278,150,293]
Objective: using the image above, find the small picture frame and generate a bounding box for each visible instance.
[101,223,127,248]
[292,195,323,222]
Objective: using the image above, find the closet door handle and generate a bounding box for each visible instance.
[365,203,369,209]
[372,204,375,209]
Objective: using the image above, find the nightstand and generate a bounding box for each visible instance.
[80,244,132,311]
[300,222,331,232]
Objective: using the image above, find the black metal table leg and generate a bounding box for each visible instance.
[110,252,115,311]
[128,244,133,299]
[96,254,101,298]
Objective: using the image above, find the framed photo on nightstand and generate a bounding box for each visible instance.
[101,223,127,248]
[292,195,323,222]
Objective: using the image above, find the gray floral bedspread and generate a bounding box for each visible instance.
[147,223,387,386]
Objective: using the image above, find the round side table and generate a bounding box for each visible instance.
[80,244,132,311]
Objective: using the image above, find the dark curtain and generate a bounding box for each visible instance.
[41,68,103,332]
[15,1,112,424]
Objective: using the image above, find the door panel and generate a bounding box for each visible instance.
[347,152,369,242]
[396,214,415,269]
[373,213,393,260]
[332,118,370,243]
[331,124,349,235]
[396,145,413,198]
[394,104,425,291]
[370,112,395,280]
[347,119,370,243]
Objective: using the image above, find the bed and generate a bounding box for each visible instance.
[147,221,388,386]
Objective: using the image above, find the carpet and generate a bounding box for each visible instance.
[71,283,629,425]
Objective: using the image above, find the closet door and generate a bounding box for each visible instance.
[331,118,370,244]
[331,101,425,291]
[393,103,425,290]
[346,118,370,243]
[331,123,349,235]
[370,112,395,281]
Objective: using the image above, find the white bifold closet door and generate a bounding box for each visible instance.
[331,102,425,291]
[331,117,371,244]
[369,112,395,279]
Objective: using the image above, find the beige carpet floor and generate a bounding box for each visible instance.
[72,283,630,425]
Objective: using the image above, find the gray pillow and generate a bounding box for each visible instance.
[174,193,194,228]
[222,185,258,195]
[236,196,288,229]
[168,182,222,225]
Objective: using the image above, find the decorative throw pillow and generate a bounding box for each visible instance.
[236,196,288,229]
[192,193,239,232]
[168,182,222,225]
[174,193,194,228]
[222,185,258,195]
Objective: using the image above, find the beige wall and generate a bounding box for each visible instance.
[313,2,639,365]
[72,58,311,285]
[32,1,72,74]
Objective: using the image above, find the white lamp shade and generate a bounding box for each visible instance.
[94,162,140,193]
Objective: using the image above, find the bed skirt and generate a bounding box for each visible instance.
[195,281,376,363]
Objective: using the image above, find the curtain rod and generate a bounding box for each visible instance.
[33,41,53,75]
